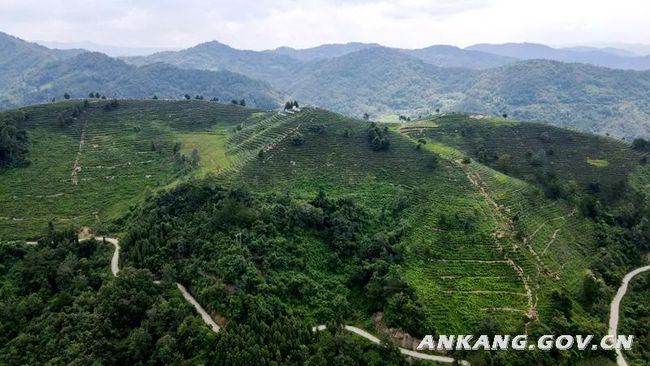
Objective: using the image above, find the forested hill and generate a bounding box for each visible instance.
[0,33,283,110]
[126,43,650,139]
[3,31,650,139]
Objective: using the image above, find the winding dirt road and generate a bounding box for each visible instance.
[89,236,220,334]
[608,264,650,366]
[93,235,467,364]
[312,325,469,365]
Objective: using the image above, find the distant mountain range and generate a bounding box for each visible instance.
[467,43,650,70]
[0,32,282,109]
[3,31,650,139]
[125,41,650,139]
[36,40,180,57]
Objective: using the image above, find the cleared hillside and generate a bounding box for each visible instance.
[0,100,265,239]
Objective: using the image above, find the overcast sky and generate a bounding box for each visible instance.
[1,0,649,50]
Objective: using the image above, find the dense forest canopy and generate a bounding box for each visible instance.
[0,110,29,167]
[0,224,416,365]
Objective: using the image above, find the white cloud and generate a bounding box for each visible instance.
[0,0,648,49]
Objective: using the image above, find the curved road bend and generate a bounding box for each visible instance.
[94,236,466,364]
[608,264,650,366]
[312,325,470,365]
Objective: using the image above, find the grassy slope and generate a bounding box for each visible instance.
[400,114,646,332]
[0,100,263,240]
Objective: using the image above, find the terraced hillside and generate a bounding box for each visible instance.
[0,100,267,240]
[400,114,648,332]
[229,109,615,334]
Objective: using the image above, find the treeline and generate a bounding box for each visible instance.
[0,110,29,167]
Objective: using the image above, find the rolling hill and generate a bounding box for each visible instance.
[125,40,303,84]
[1,99,648,365]
[1,99,649,365]
[275,49,650,139]
[19,52,283,109]
[270,42,381,61]
[269,42,515,69]
[122,41,650,139]
[468,42,650,70]
[0,33,283,110]
[4,32,650,139]
[403,45,515,69]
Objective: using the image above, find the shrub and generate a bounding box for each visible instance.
[290,132,305,146]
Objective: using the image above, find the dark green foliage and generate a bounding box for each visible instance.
[367,123,390,151]
[285,100,299,110]
[291,131,305,146]
[102,99,120,111]
[632,138,649,151]
[0,230,218,365]
[425,154,439,171]
[0,111,29,167]
[119,182,425,342]
[63,92,70,100]
[618,274,650,364]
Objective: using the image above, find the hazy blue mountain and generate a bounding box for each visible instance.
[270,42,380,61]
[563,46,638,58]
[36,40,179,57]
[467,42,650,70]
[281,47,476,116]
[582,42,650,56]
[125,41,302,82]
[275,48,650,139]
[403,45,515,69]
[0,32,81,83]
[0,34,282,109]
[269,42,515,69]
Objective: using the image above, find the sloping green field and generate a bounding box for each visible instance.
[0,100,263,239]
